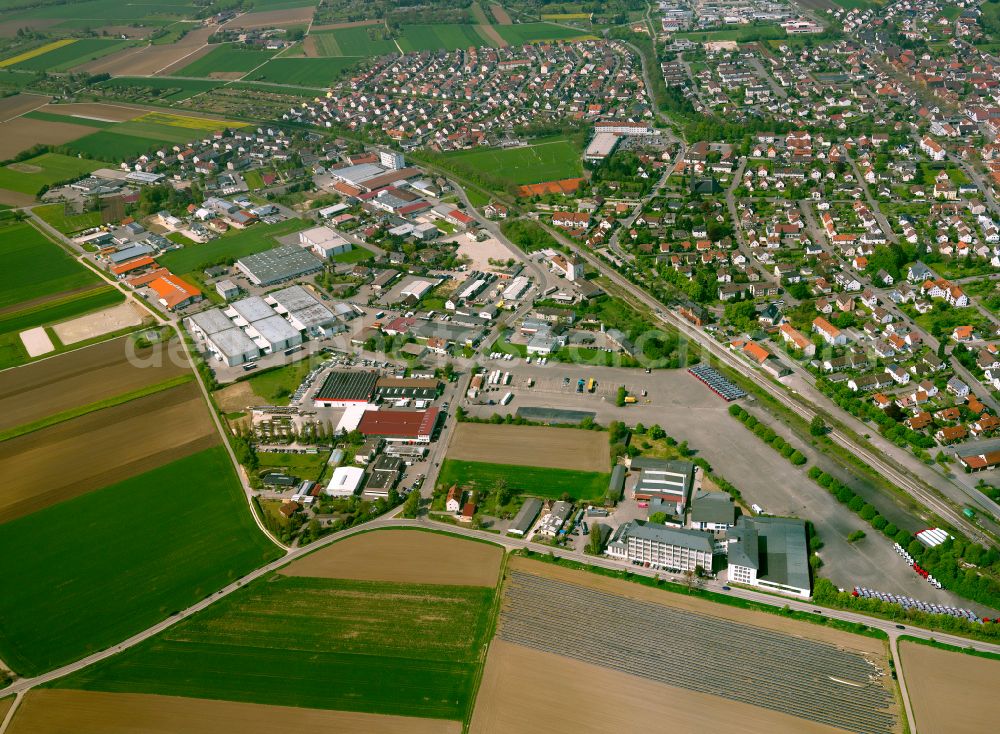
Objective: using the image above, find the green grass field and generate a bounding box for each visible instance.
[495,22,594,44]
[398,24,496,52]
[243,169,264,190]
[244,354,326,404]
[22,110,117,129]
[310,27,397,56]
[67,130,174,160]
[332,244,374,263]
[243,57,363,86]
[10,38,130,72]
[0,153,106,196]
[257,451,330,481]
[55,575,495,720]
[174,43,276,76]
[437,459,609,500]
[32,202,102,234]
[443,138,582,185]
[0,447,282,677]
[157,218,311,274]
[97,76,223,101]
[0,221,99,308]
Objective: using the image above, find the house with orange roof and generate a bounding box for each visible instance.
[812,316,846,345]
[148,274,202,311]
[778,323,815,356]
[952,325,976,342]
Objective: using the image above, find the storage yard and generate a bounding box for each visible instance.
[7,690,461,734]
[280,528,503,587]
[898,640,1000,733]
[446,423,609,473]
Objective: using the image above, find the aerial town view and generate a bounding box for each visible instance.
[1,0,1000,732]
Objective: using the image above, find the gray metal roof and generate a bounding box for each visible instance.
[209,327,259,359]
[268,285,336,329]
[728,516,809,592]
[509,498,543,534]
[690,491,735,525]
[626,521,714,554]
[189,308,233,336]
[229,295,274,323]
[237,244,323,285]
[251,314,299,346]
[609,465,627,492]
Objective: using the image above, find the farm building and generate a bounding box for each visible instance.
[186,309,260,366]
[326,466,364,497]
[148,274,202,311]
[508,498,543,537]
[606,520,717,573]
[726,516,811,598]
[236,244,323,286]
[608,465,627,501]
[313,371,380,408]
[357,408,440,443]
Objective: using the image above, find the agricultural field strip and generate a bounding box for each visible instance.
[497,571,897,734]
[55,576,495,720]
[436,459,609,499]
[0,39,74,68]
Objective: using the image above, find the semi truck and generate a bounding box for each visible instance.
[586,378,596,392]
[577,378,585,393]
[500,392,513,406]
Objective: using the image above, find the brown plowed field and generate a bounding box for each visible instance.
[281,528,504,586]
[0,93,50,122]
[0,336,190,433]
[0,697,12,723]
[470,639,851,734]
[9,690,461,734]
[0,381,217,523]
[899,641,1000,733]
[508,557,885,654]
[222,7,316,30]
[0,118,92,160]
[490,5,512,24]
[76,27,214,77]
[447,423,608,473]
[213,381,267,412]
[39,102,146,122]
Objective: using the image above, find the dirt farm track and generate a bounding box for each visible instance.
[0,381,217,523]
[7,690,460,734]
[899,641,1000,733]
[281,528,504,587]
[0,337,189,433]
[446,423,609,473]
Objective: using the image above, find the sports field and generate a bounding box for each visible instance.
[398,24,496,52]
[244,57,362,86]
[281,528,504,586]
[56,574,496,720]
[9,691,461,734]
[0,446,282,677]
[437,459,609,500]
[448,423,609,472]
[0,221,98,309]
[310,27,397,57]
[173,43,275,76]
[494,22,594,44]
[444,139,582,185]
[157,217,311,274]
[0,153,107,196]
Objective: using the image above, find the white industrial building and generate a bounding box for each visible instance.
[266,285,343,337]
[606,520,717,573]
[226,296,302,353]
[726,517,811,598]
[325,466,365,497]
[502,275,531,301]
[584,132,621,162]
[299,225,352,259]
[186,309,260,367]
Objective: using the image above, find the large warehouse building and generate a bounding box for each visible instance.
[357,408,440,443]
[313,371,380,408]
[631,457,694,511]
[606,520,718,573]
[227,296,302,353]
[236,244,324,286]
[265,285,343,337]
[726,516,811,598]
[187,308,260,367]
